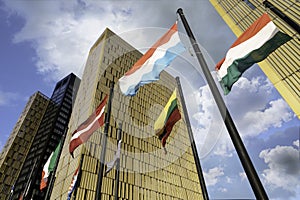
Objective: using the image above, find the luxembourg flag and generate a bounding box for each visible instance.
[215,13,291,95]
[119,22,186,96]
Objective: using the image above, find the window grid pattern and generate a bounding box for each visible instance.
[51,29,204,199]
[210,0,300,118]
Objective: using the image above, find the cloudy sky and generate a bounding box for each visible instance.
[0,0,299,199]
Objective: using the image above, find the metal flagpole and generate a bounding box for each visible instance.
[114,123,122,200]
[176,77,209,200]
[72,154,84,200]
[176,8,268,199]
[95,81,115,200]
[7,185,14,200]
[22,159,38,200]
[44,127,68,200]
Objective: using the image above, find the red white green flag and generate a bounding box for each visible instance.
[215,13,291,95]
[69,95,107,157]
[40,141,61,190]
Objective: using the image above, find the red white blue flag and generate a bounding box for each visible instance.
[119,22,185,96]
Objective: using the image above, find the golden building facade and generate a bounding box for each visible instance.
[210,0,300,118]
[0,92,49,200]
[51,29,204,199]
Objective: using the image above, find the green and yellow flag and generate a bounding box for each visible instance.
[154,89,181,147]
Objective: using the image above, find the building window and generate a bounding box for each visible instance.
[242,0,256,10]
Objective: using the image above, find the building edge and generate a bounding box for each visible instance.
[210,0,300,119]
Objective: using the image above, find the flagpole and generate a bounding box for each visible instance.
[95,81,114,200]
[22,159,38,200]
[72,154,84,200]
[44,127,68,200]
[176,77,209,200]
[176,8,268,199]
[7,185,14,200]
[114,123,122,200]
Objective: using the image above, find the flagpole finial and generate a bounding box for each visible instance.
[177,8,183,14]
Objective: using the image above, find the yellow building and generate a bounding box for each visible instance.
[0,92,49,200]
[51,28,205,199]
[210,0,300,118]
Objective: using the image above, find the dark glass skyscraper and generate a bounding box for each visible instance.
[11,73,80,200]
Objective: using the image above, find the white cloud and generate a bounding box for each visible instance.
[2,0,234,83]
[218,187,228,192]
[225,176,232,183]
[242,98,293,137]
[239,172,247,181]
[192,76,294,159]
[293,140,299,148]
[2,0,146,82]
[204,167,224,186]
[191,84,229,158]
[225,76,294,138]
[259,142,300,194]
[0,90,19,106]
[191,76,294,160]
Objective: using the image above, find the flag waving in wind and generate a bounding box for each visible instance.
[154,89,181,148]
[69,95,108,157]
[119,22,186,96]
[105,140,122,175]
[40,141,61,190]
[67,165,80,200]
[215,13,291,95]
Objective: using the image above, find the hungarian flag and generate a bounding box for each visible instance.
[69,95,108,157]
[216,13,291,95]
[67,166,80,200]
[105,140,122,175]
[154,89,181,148]
[119,22,186,96]
[40,141,61,190]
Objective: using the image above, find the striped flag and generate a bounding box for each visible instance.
[216,13,291,95]
[69,95,107,157]
[67,166,80,200]
[154,89,181,148]
[119,22,186,96]
[40,141,61,190]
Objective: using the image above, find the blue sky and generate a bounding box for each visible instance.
[0,0,299,199]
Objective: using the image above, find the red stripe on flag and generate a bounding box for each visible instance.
[216,13,271,70]
[125,23,178,76]
[161,108,181,147]
[69,95,107,156]
[40,171,47,190]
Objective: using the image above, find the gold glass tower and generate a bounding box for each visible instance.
[210,0,300,118]
[0,92,49,200]
[51,28,205,199]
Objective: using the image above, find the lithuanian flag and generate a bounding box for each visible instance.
[154,89,181,147]
[216,13,291,95]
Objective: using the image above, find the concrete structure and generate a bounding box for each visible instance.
[51,28,205,199]
[0,73,80,200]
[0,92,49,200]
[210,0,300,118]
[12,73,80,200]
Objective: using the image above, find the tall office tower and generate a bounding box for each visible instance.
[51,28,205,199]
[210,0,300,118]
[0,92,49,200]
[11,73,80,200]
